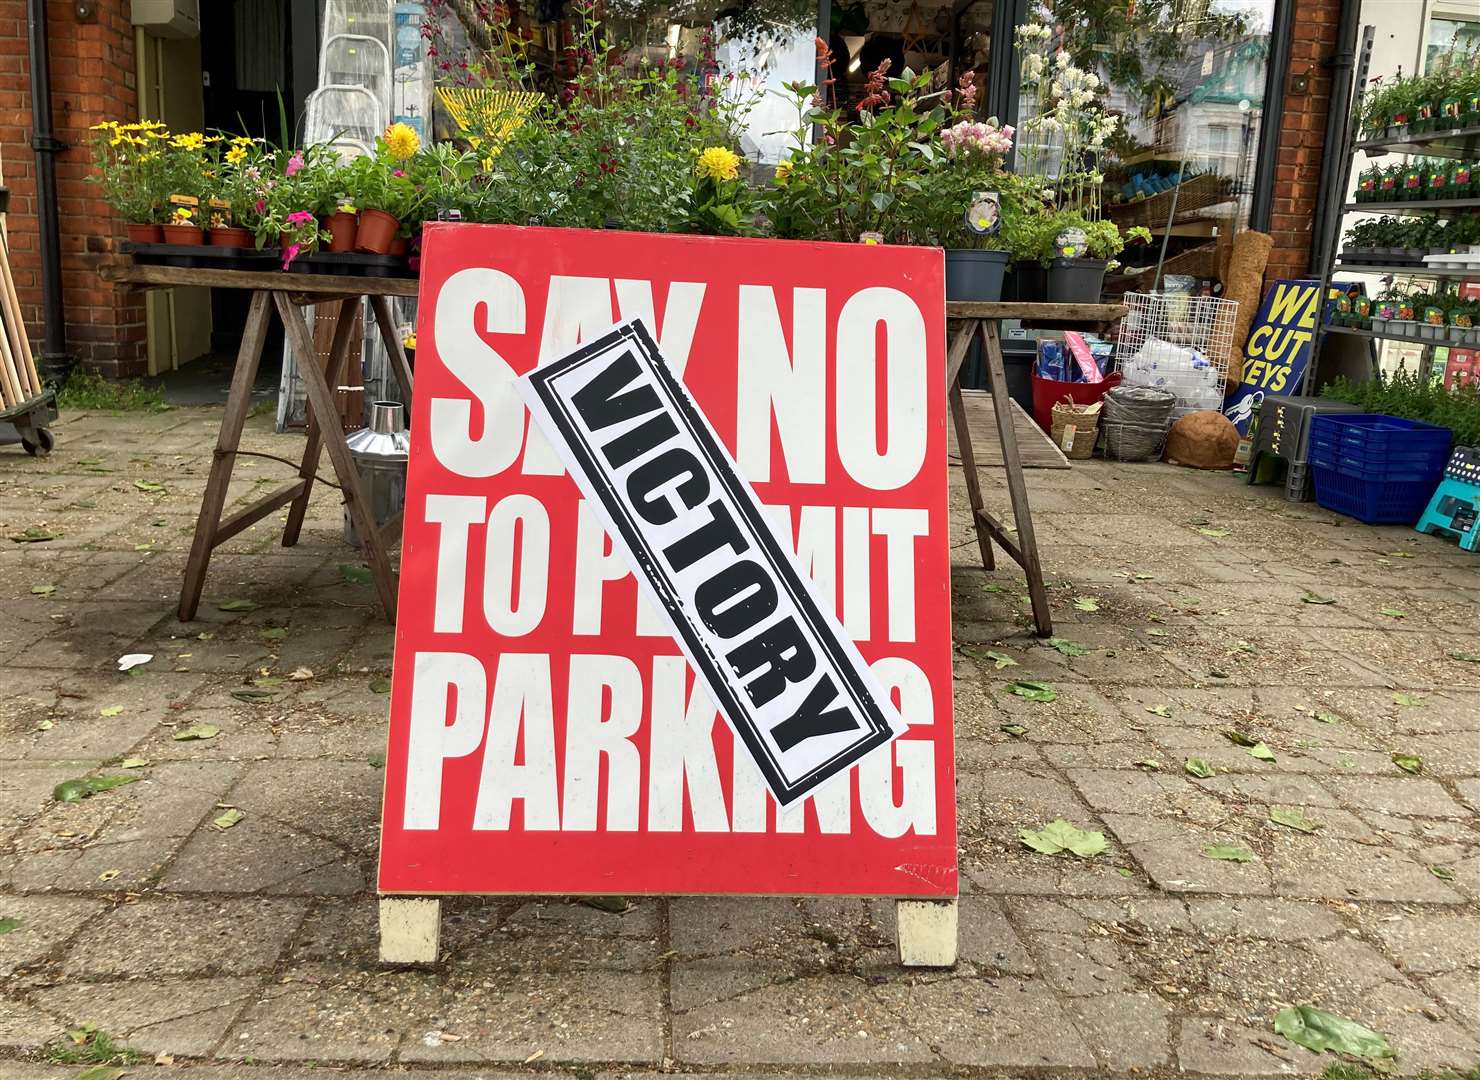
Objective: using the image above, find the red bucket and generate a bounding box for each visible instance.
[1031,371,1122,432]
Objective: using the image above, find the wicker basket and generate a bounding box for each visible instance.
[1106,174,1233,230]
[1101,385,1177,462]
[1050,399,1101,460]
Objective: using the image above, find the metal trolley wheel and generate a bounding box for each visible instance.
[21,427,54,457]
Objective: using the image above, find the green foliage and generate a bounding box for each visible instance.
[84,121,175,224]
[1323,368,1480,446]
[56,371,169,413]
[45,1025,144,1067]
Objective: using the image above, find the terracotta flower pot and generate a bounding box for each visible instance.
[126,223,163,244]
[161,224,205,246]
[355,209,400,254]
[208,226,254,248]
[325,211,358,253]
[389,235,409,258]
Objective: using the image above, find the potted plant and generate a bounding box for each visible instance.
[161,203,204,245]
[207,135,267,248]
[86,120,172,242]
[254,145,332,267]
[346,122,426,254]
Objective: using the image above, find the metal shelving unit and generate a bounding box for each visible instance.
[1305,28,1480,395]
[1342,198,1480,215]
[1333,261,1480,278]
[1328,324,1480,349]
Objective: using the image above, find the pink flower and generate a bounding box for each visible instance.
[254,199,266,214]
[286,210,315,224]
[393,169,405,178]
[285,151,305,177]
[282,243,301,269]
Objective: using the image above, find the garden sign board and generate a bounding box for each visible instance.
[377,223,957,899]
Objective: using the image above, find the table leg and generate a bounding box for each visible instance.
[283,296,360,547]
[980,321,1052,638]
[274,292,399,622]
[947,320,994,572]
[369,293,414,403]
[178,290,274,621]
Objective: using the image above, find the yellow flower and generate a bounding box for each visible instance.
[170,131,206,151]
[90,120,120,132]
[383,122,420,161]
[171,206,194,224]
[774,160,793,185]
[225,145,248,165]
[696,146,741,181]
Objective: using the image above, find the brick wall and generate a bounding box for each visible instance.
[0,0,147,377]
[1266,0,1344,283]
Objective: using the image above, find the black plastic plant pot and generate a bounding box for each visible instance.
[944,249,1008,303]
[1046,257,1108,304]
[1014,264,1049,302]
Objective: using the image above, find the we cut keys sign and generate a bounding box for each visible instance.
[378,223,957,898]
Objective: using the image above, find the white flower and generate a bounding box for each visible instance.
[1055,50,1071,68]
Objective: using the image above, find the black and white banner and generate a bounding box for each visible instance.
[517,319,907,806]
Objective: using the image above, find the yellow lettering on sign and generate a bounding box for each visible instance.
[1266,283,1311,326]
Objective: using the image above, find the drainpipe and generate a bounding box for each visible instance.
[1308,0,1362,275]
[26,0,70,383]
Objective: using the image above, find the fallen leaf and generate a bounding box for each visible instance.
[261,627,288,643]
[99,706,124,718]
[1270,806,1324,833]
[217,598,257,612]
[0,916,19,934]
[1393,692,1424,707]
[1146,628,1169,638]
[1047,638,1089,656]
[1391,752,1422,774]
[982,649,1019,670]
[1450,650,1480,663]
[134,542,156,552]
[196,631,215,641]
[1198,526,1231,538]
[116,653,152,671]
[72,1066,126,1080]
[1223,729,1258,747]
[30,583,56,595]
[1145,704,1172,718]
[1301,593,1337,605]
[1247,742,1277,763]
[1184,757,1215,779]
[1314,710,1341,724]
[253,676,283,688]
[368,754,386,769]
[288,667,314,681]
[339,563,372,585]
[1019,819,1106,858]
[173,723,220,741]
[133,479,166,493]
[1235,641,1258,654]
[1386,550,1415,558]
[97,869,120,882]
[118,757,150,769]
[524,1050,545,1064]
[1072,596,1101,612]
[1133,759,1162,770]
[1007,680,1056,703]
[211,808,245,830]
[1430,865,1456,882]
[10,526,58,543]
[1116,866,1135,877]
[1378,608,1407,619]
[35,719,53,731]
[1000,723,1028,738]
[53,775,139,802]
[1204,843,1254,862]
[370,677,393,694]
[1273,1006,1393,1060]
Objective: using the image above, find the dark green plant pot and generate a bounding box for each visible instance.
[944,249,1008,303]
[1046,258,1108,304]
[1014,264,1048,302]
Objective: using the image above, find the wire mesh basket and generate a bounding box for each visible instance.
[1100,385,1178,462]
[1114,292,1239,419]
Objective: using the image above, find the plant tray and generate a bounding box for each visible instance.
[124,242,279,271]
[294,252,413,279]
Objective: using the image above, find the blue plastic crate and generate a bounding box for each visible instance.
[1308,413,1452,524]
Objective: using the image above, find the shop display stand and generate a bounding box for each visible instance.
[101,262,416,622]
[945,301,1126,638]
[1310,24,1480,395]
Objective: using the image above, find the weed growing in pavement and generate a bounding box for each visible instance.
[44,1024,145,1066]
[56,370,170,413]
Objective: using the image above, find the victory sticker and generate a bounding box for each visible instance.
[518,319,907,806]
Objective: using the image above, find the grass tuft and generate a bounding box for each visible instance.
[44,1025,145,1066]
[56,371,170,413]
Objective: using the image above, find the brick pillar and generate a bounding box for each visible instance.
[0,0,147,378]
[1265,0,1343,283]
